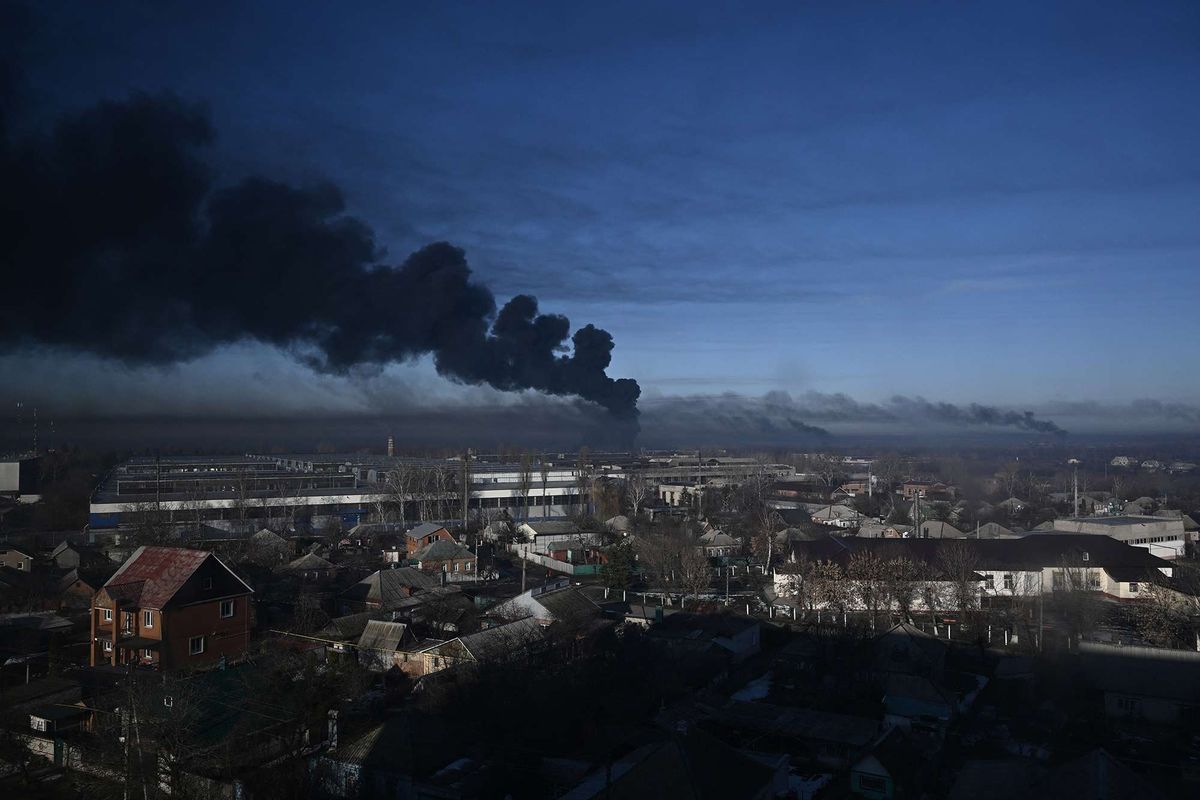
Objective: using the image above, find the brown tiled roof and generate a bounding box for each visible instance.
[102,546,243,609]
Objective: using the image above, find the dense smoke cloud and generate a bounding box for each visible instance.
[645,391,1066,437]
[0,91,640,419]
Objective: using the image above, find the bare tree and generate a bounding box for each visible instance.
[575,447,591,518]
[937,541,980,617]
[882,554,923,622]
[848,550,887,629]
[539,459,551,519]
[807,453,845,500]
[871,454,904,515]
[808,559,850,623]
[459,451,473,529]
[518,452,534,522]
[1130,582,1200,648]
[626,472,649,519]
[677,542,712,608]
[1052,552,1104,645]
[635,532,680,600]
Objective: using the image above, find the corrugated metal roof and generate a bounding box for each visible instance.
[357,620,409,654]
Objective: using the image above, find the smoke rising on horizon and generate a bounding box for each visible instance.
[0,91,641,420]
[648,392,1067,438]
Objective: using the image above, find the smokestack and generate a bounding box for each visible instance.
[387,435,394,458]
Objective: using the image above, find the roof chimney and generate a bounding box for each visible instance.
[386,435,395,458]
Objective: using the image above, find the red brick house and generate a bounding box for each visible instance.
[90,546,254,670]
[403,523,456,558]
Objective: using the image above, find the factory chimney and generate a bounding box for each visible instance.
[387,435,395,458]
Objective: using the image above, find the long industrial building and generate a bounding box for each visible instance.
[88,453,589,533]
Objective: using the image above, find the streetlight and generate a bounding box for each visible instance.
[1067,458,1081,518]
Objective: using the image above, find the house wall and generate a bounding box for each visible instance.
[715,625,761,661]
[1104,692,1182,725]
[405,527,454,557]
[0,549,32,571]
[850,760,893,800]
[161,597,252,669]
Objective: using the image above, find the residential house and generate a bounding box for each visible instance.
[809,504,860,528]
[355,619,420,672]
[90,545,254,669]
[57,563,117,611]
[1077,641,1200,726]
[916,521,963,539]
[402,522,456,558]
[338,567,439,614]
[0,547,33,572]
[973,522,1018,539]
[873,623,947,681]
[515,520,597,554]
[313,712,455,799]
[246,529,291,565]
[278,552,338,582]
[646,613,761,663]
[996,497,1029,514]
[413,539,476,579]
[490,579,602,626]
[883,673,956,728]
[850,728,921,799]
[699,527,739,557]
[420,616,545,675]
[50,540,107,571]
[316,612,378,655]
[389,586,478,636]
[858,522,913,539]
[901,481,954,501]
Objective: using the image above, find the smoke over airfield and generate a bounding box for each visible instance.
[642,391,1066,443]
[0,92,641,420]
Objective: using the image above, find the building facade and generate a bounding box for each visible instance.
[90,546,254,670]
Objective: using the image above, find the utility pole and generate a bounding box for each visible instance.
[1038,571,1044,652]
[1069,458,1080,518]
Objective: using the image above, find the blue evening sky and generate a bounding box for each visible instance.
[16,0,1200,413]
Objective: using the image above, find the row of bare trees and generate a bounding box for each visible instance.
[636,530,712,608]
[779,543,983,628]
[375,462,467,525]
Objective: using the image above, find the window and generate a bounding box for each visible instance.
[102,608,112,622]
[1129,582,1139,594]
[453,562,459,573]
[1003,574,1015,591]
[189,635,205,656]
[102,640,113,652]
[858,775,887,792]
[143,649,154,660]
[220,599,234,618]
[202,578,214,590]
[16,562,23,570]
[1115,696,1141,716]
[31,717,48,732]
[143,610,153,628]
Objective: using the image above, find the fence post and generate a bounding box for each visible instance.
[746,604,750,616]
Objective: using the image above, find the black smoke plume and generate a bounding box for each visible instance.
[0,92,640,419]
[645,392,1066,438]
